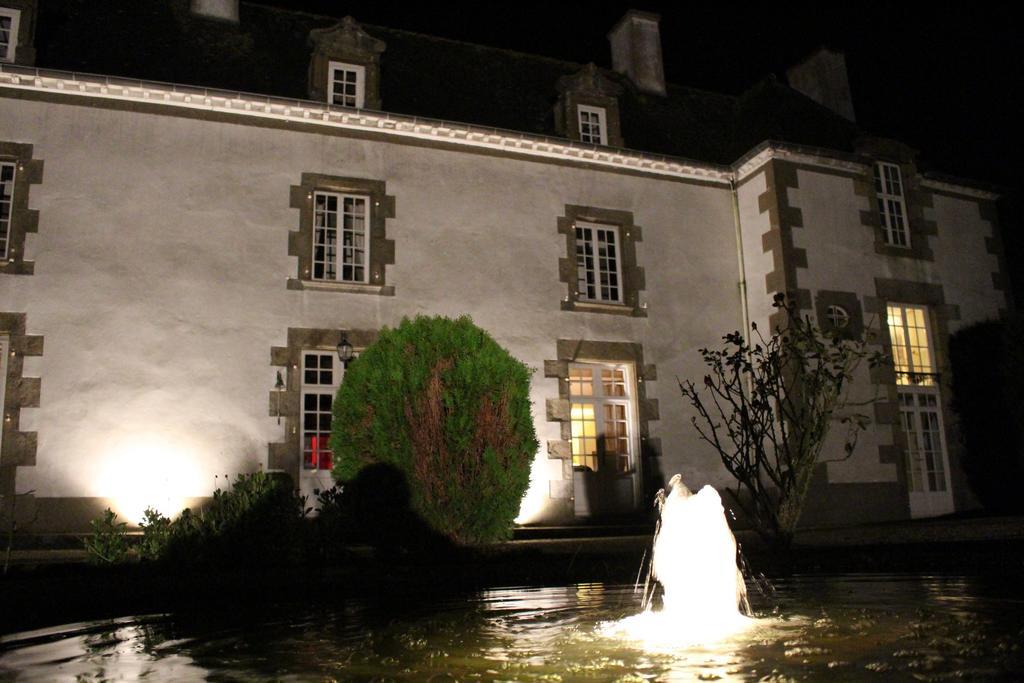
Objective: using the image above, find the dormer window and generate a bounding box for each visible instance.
[0,7,21,62]
[328,61,365,108]
[308,16,385,110]
[555,64,624,148]
[578,105,607,145]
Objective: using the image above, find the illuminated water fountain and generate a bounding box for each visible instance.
[605,474,754,647]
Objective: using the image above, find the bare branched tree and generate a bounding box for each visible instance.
[679,294,885,549]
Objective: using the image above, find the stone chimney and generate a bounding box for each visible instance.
[786,47,856,122]
[607,10,666,96]
[190,0,239,23]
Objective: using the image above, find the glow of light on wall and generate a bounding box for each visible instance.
[94,432,210,525]
[514,456,550,525]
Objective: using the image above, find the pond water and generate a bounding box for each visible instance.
[2,573,1023,681]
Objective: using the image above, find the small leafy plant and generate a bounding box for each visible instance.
[83,508,130,564]
[138,507,172,561]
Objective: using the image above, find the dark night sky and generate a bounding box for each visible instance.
[262,1,1021,188]
[260,1,1022,296]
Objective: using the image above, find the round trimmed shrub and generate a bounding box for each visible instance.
[330,315,538,545]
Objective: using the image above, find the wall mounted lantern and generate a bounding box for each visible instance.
[336,335,354,369]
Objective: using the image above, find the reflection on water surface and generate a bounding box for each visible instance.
[2,573,1023,680]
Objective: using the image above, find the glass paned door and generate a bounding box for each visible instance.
[300,351,341,504]
[887,303,954,517]
[899,389,954,517]
[568,362,640,517]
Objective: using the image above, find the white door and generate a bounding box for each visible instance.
[900,389,954,517]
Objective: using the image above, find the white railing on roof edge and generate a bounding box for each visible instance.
[8,64,993,197]
[0,63,733,184]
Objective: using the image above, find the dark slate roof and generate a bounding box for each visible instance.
[33,0,862,165]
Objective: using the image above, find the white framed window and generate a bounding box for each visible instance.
[575,221,622,304]
[0,161,14,260]
[328,61,366,108]
[875,161,908,247]
[577,105,607,145]
[568,362,636,474]
[0,7,20,63]
[886,304,936,386]
[301,351,339,474]
[312,191,369,283]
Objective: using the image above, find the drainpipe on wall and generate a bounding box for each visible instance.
[730,179,751,338]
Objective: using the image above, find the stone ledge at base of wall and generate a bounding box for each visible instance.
[7,496,212,534]
[798,463,909,528]
[793,515,1024,548]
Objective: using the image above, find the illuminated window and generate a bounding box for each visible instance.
[0,161,13,259]
[887,303,952,504]
[301,351,339,475]
[875,161,908,247]
[313,191,369,283]
[578,105,607,145]
[569,363,635,473]
[886,304,935,386]
[0,7,20,63]
[575,221,622,303]
[328,61,365,108]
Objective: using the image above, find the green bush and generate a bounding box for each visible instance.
[103,472,306,567]
[84,473,320,567]
[83,508,130,564]
[330,315,538,545]
[157,471,306,567]
[950,317,1024,512]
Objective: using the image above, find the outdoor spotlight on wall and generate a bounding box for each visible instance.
[337,335,354,369]
[274,370,285,425]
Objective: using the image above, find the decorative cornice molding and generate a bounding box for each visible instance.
[919,177,999,201]
[733,140,868,182]
[0,65,999,199]
[0,66,730,185]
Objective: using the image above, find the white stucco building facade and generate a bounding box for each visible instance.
[0,2,1010,532]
